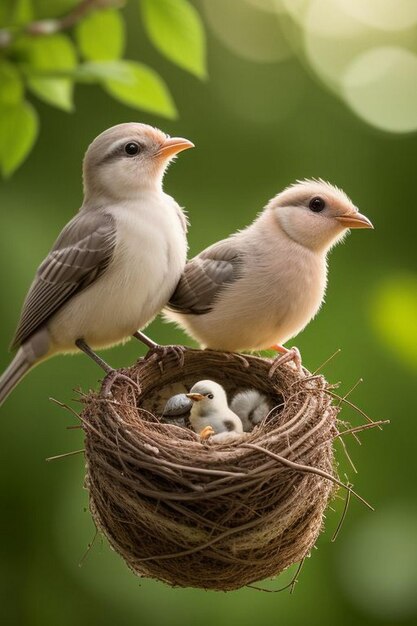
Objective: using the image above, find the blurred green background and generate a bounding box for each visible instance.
[1,1,417,625]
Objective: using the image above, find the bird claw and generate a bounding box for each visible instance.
[145,344,186,372]
[269,346,303,378]
[100,370,140,398]
[199,425,215,440]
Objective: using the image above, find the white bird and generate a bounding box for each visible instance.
[230,389,272,432]
[165,179,373,367]
[0,122,194,405]
[186,380,244,442]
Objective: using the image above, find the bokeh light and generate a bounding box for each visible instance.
[342,47,417,133]
[370,274,417,372]
[202,0,292,63]
[335,0,417,33]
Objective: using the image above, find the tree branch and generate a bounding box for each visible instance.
[0,0,125,49]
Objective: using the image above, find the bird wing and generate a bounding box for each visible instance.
[11,211,116,349]
[167,238,242,315]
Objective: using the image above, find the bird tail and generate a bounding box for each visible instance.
[0,349,32,407]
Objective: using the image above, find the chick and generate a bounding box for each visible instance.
[230,389,272,431]
[186,380,243,442]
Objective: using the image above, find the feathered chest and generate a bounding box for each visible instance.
[111,201,187,290]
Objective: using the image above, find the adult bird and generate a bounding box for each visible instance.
[0,123,193,405]
[186,380,244,442]
[165,179,373,367]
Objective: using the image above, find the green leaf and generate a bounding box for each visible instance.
[370,274,417,372]
[0,61,24,105]
[75,8,125,61]
[0,100,38,177]
[75,61,133,83]
[104,60,177,118]
[141,0,207,79]
[19,34,77,111]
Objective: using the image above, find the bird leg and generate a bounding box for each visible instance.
[199,425,215,440]
[269,344,303,375]
[75,338,140,398]
[133,331,186,371]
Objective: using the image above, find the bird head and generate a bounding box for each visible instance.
[83,122,194,201]
[186,380,228,416]
[267,179,373,252]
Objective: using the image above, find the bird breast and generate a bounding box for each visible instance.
[49,196,187,350]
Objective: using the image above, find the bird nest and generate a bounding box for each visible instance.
[80,348,349,591]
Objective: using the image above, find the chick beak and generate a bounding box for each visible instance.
[155,137,194,160]
[185,393,205,402]
[335,212,374,229]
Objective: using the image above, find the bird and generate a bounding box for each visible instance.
[165,179,373,368]
[186,380,244,442]
[0,122,194,406]
[230,389,272,432]
[161,392,192,429]
[162,392,192,418]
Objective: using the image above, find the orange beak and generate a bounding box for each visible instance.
[186,393,205,402]
[155,137,194,160]
[335,212,374,229]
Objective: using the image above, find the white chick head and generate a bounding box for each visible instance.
[83,122,193,201]
[186,380,229,417]
[267,179,373,253]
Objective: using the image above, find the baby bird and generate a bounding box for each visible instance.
[161,392,192,428]
[186,380,243,442]
[230,389,271,432]
[165,180,373,363]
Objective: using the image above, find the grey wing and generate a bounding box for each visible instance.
[167,238,242,315]
[11,211,116,349]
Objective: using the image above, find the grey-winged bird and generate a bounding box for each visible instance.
[0,122,194,405]
[165,180,373,367]
[161,392,192,429]
[186,380,244,443]
[230,389,272,432]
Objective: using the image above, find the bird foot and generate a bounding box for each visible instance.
[199,425,215,440]
[145,344,186,372]
[269,346,303,378]
[100,370,140,398]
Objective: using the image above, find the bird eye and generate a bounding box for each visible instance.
[207,393,214,400]
[309,196,325,212]
[124,142,140,156]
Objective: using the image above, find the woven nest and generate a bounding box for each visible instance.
[81,348,341,591]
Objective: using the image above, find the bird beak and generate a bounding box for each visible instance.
[185,393,205,402]
[335,212,374,229]
[155,137,194,160]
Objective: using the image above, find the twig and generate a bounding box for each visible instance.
[46,449,85,462]
[0,0,124,49]
[337,377,363,407]
[331,480,352,542]
[312,348,341,375]
[335,420,389,439]
[246,558,305,594]
[79,528,99,567]
[338,436,357,474]
[241,443,374,511]
[325,390,382,430]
